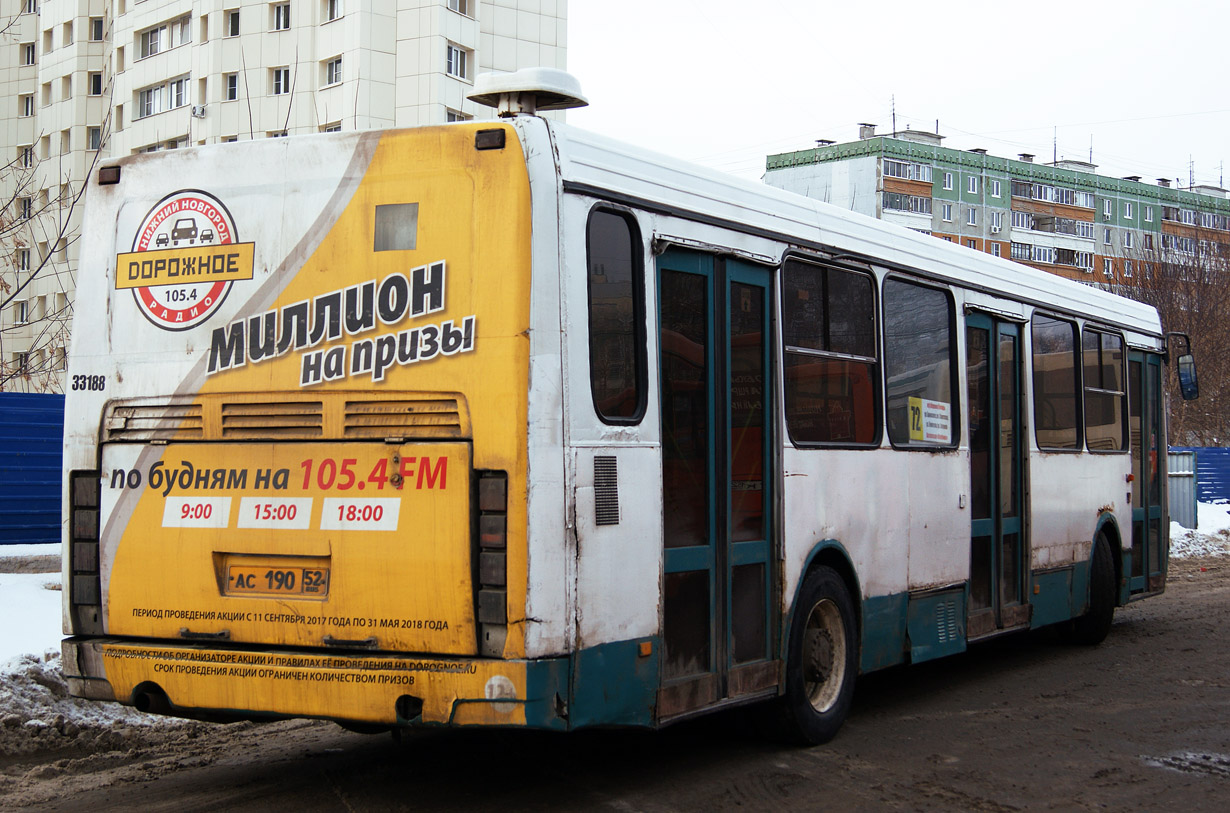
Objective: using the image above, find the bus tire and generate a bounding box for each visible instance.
[1070,533,1115,645]
[776,566,857,745]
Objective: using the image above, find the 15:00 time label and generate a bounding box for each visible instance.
[237,497,314,529]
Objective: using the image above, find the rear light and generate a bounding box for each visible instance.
[476,470,507,657]
[69,470,104,635]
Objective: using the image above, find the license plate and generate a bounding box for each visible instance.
[225,564,330,598]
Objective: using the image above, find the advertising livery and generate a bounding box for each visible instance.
[63,124,543,728]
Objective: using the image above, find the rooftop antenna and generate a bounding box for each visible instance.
[467,67,588,117]
[1089,135,1093,163]
[1189,156,1194,189]
[1053,126,1057,164]
[891,94,896,135]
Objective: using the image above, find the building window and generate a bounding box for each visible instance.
[321,122,341,132]
[587,209,646,423]
[1123,260,1133,278]
[1123,231,1134,249]
[881,192,932,215]
[169,77,188,109]
[22,43,35,65]
[138,85,161,118]
[448,0,470,15]
[1103,258,1113,277]
[446,109,472,122]
[225,10,240,37]
[782,259,878,445]
[90,17,104,41]
[992,243,1001,258]
[20,95,33,116]
[271,67,290,95]
[223,135,238,142]
[225,73,238,100]
[139,25,162,58]
[273,3,291,31]
[19,197,32,219]
[1103,199,1113,219]
[17,249,30,271]
[883,159,932,182]
[991,179,1001,198]
[941,203,952,222]
[943,171,953,190]
[19,146,32,168]
[88,127,101,150]
[966,208,977,226]
[446,44,469,79]
[965,238,976,249]
[883,278,956,449]
[1144,205,1153,223]
[1103,228,1112,245]
[967,176,978,194]
[1123,201,1133,219]
[991,210,1003,231]
[268,130,288,138]
[63,21,73,46]
[88,72,102,95]
[24,0,37,13]
[325,0,342,22]
[325,57,342,86]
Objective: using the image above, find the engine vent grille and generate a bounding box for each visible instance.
[594,456,620,526]
[221,401,323,439]
[344,398,463,439]
[103,392,469,442]
[935,599,961,643]
[104,402,203,441]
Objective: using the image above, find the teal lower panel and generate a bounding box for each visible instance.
[524,656,571,731]
[860,593,908,672]
[1030,568,1074,628]
[567,637,658,729]
[907,589,966,664]
[1070,560,1090,617]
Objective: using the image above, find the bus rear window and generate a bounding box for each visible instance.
[1032,314,1080,450]
[781,260,878,445]
[586,208,645,423]
[1083,328,1125,451]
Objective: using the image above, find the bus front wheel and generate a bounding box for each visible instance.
[777,566,857,745]
[1070,533,1115,645]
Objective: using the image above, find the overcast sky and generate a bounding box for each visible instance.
[567,0,1230,188]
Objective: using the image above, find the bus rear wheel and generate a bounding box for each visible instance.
[1070,533,1115,645]
[776,566,857,745]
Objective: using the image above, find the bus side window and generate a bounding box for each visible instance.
[781,259,879,445]
[882,278,957,449]
[1082,328,1126,451]
[586,208,645,423]
[1031,314,1081,450]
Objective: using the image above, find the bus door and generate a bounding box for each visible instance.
[656,248,776,718]
[1129,351,1165,592]
[966,314,1028,638]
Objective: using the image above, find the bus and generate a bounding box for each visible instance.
[62,69,1198,745]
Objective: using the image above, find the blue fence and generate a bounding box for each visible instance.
[0,392,64,545]
[1170,447,1230,504]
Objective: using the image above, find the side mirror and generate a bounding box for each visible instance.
[1177,353,1199,401]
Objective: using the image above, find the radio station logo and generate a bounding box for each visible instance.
[118,190,255,331]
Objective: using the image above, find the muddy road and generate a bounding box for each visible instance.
[5,557,1228,811]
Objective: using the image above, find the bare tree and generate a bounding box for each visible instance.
[1122,224,1230,445]
[0,102,113,393]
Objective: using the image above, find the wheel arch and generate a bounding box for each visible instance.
[1093,512,1125,606]
[781,540,862,664]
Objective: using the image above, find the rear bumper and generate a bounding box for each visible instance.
[62,637,569,730]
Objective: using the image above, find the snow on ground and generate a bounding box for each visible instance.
[1171,501,1230,559]
[0,571,62,664]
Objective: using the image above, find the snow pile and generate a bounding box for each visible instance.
[0,571,63,664]
[1171,502,1230,559]
[0,651,199,757]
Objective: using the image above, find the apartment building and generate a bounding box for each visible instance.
[0,0,567,391]
[765,124,1230,290]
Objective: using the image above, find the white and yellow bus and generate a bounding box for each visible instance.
[62,71,1197,744]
